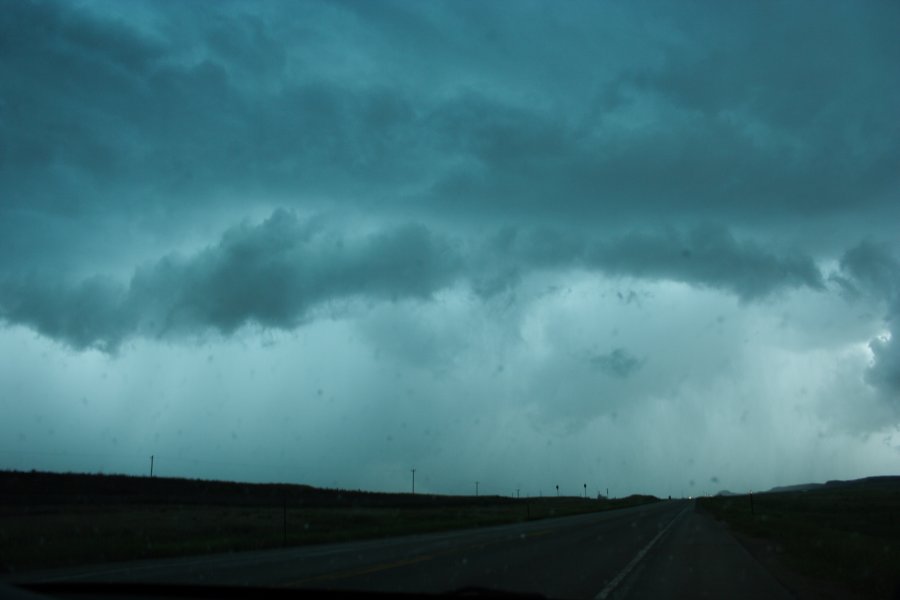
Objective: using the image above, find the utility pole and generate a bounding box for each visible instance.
[475,481,479,497]
[556,484,559,497]
[150,455,154,478]
[584,483,587,498]
[411,468,416,494]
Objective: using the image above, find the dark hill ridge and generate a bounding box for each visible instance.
[0,470,544,509]
[767,475,900,493]
[767,482,824,493]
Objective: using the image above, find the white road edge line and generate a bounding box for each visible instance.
[594,505,690,600]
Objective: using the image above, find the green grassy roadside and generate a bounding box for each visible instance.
[1,496,656,573]
[697,482,900,599]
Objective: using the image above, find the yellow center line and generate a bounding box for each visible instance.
[283,554,435,587]
[526,529,555,537]
[281,527,559,588]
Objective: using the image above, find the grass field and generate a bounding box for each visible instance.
[0,471,658,573]
[698,478,900,599]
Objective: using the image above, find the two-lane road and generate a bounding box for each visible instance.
[7,500,792,599]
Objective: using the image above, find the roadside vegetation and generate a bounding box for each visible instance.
[698,477,900,599]
[0,471,658,573]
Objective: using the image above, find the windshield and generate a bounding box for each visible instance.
[2,1,899,599]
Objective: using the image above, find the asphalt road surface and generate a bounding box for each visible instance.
[7,500,792,599]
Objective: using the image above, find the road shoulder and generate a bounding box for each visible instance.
[724,529,868,600]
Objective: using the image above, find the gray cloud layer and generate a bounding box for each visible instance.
[2,1,898,247]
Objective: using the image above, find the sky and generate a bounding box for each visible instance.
[1,0,899,499]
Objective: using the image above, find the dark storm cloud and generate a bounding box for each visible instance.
[0,213,827,350]
[838,243,900,299]
[0,274,133,352]
[837,243,900,400]
[476,224,824,301]
[0,211,461,350]
[589,348,644,379]
[868,331,900,401]
[587,226,825,301]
